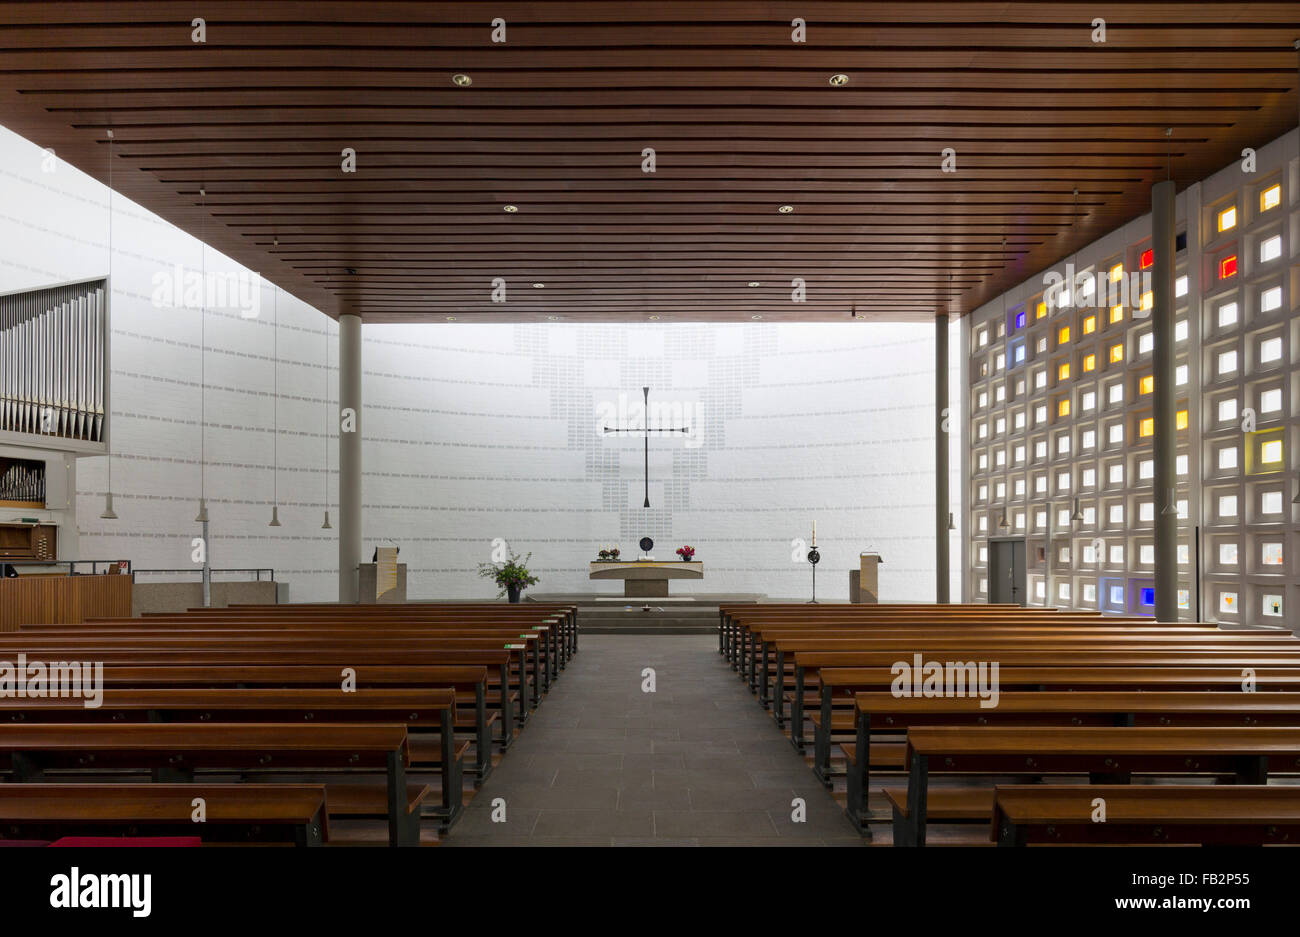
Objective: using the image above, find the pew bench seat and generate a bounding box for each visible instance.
[326,782,431,846]
[883,786,996,846]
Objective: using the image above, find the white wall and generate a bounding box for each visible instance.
[363,321,950,600]
[1,122,955,602]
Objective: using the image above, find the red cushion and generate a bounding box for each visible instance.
[49,836,201,847]
[0,840,51,847]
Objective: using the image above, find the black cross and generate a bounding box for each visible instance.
[602,386,689,508]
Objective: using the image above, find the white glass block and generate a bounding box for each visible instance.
[1218,494,1238,517]
[1035,371,1047,389]
[1057,508,1070,527]
[1014,512,1025,530]
[1262,542,1284,566]
[1081,391,1096,411]
[1261,388,1283,412]
[978,328,988,347]
[1014,412,1025,429]
[1108,464,1124,483]
[1175,276,1188,297]
[978,517,988,532]
[1218,543,1238,565]
[1218,350,1238,375]
[1108,544,1124,564]
[1260,235,1282,262]
[1083,544,1097,563]
[978,423,988,439]
[1014,445,1025,462]
[995,417,1006,434]
[995,482,1006,499]
[1177,589,1190,609]
[1139,459,1154,479]
[1261,439,1283,464]
[1082,468,1096,486]
[1108,384,1123,403]
[1056,471,1071,491]
[1108,504,1124,524]
[1034,581,1046,599]
[1177,499,1189,519]
[978,546,988,562]
[1035,405,1047,423]
[1260,336,1283,363]
[1177,544,1189,564]
[978,453,988,470]
[1262,491,1283,514]
[977,391,988,408]
[1035,476,1047,494]
[1175,364,1188,385]
[1139,333,1153,354]
[1035,440,1047,458]
[1082,430,1095,449]
[1218,302,1238,327]
[1218,399,1238,422]
[1261,286,1282,312]
[1174,320,1188,342]
[1139,502,1154,521]
[1176,454,1188,475]
[996,384,1006,401]
[1218,446,1238,469]
[1263,595,1283,617]
[1036,337,1047,353]
[1057,436,1070,454]
[1058,583,1070,601]
[995,450,1006,467]
[1139,544,1154,563]
[1083,583,1097,602]
[1109,584,1124,604]
[1083,507,1097,524]
[995,353,1005,370]
[1108,424,1123,443]
[1035,509,1047,527]
[977,484,988,500]
[1014,478,1025,495]
[1219,591,1238,614]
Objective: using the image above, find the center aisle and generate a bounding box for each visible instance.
[442,634,864,846]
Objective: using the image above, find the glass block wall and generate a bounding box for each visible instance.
[966,127,1298,626]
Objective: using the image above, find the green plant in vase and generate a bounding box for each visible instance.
[477,549,540,603]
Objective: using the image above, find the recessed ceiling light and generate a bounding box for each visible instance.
[532,282,545,289]
[747,281,761,287]
[751,315,763,320]
[503,204,518,213]
[446,316,456,321]
[777,205,794,214]
[829,74,849,87]
[649,315,660,320]
[452,74,472,87]
[547,315,559,321]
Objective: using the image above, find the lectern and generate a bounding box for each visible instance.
[359,546,406,604]
[849,552,883,604]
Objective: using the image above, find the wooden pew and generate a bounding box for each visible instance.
[0,687,467,831]
[840,691,1300,835]
[991,785,1300,846]
[896,725,1300,846]
[0,723,424,846]
[0,784,329,846]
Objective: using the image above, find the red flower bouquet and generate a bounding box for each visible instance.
[675,545,696,561]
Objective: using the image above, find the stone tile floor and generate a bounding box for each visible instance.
[441,634,867,846]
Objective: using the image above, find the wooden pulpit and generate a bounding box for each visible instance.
[849,552,883,604]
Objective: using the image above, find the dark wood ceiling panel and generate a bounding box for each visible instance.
[0,1,1296,323]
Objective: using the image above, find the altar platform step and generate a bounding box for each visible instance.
[524,594,762,635]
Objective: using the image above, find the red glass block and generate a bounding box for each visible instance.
[1219,254,1238,279]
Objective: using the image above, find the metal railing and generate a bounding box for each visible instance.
[1,559,129,576]
[131,567,275,584]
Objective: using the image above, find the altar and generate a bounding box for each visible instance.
[588,560,703,597]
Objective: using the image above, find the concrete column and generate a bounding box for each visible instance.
[338,313,362,604]
[1151,181,1178,622]
[935,313,950,602]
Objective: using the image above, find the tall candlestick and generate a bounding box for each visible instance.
[812,520,816,547]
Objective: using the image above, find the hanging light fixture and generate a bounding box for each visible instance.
[321,322,332,530]
[997,507,1010,529]
[1160,486,1179,516]
[195,186,209,525]
[947,512,956,531]
[268,285,281,526]
[1070,497,1083,522]
[100,129,118,520]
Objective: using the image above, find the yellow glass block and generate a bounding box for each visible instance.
[1217,205,1237,232]
[1109,263,1123,283]
[1083,353,1096,372]
[1082,315,1096,335]
[1261,184,1281,212]
[1139,418,1154,437]
[1058,399,1070,417]
[1139,291,1153,312]
[1139,375,1154,395]
[1058,326,1070,344]
[1261,439,1283,463]
[1109,343,1124,363]
[1036,301,1047,319]
[1058,363,1070,381]
[1176,409,1189,430]
[1109,305,1123,324]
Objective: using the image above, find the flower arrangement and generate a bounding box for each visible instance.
[675,545,696,561]
[597,546,621,561]
[477,549,540,602]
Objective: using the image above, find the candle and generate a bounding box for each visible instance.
[812,520,816,547]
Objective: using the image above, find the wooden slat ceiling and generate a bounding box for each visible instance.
[0,2,1297,323]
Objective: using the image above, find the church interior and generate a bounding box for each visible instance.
[3,1,1300,887]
